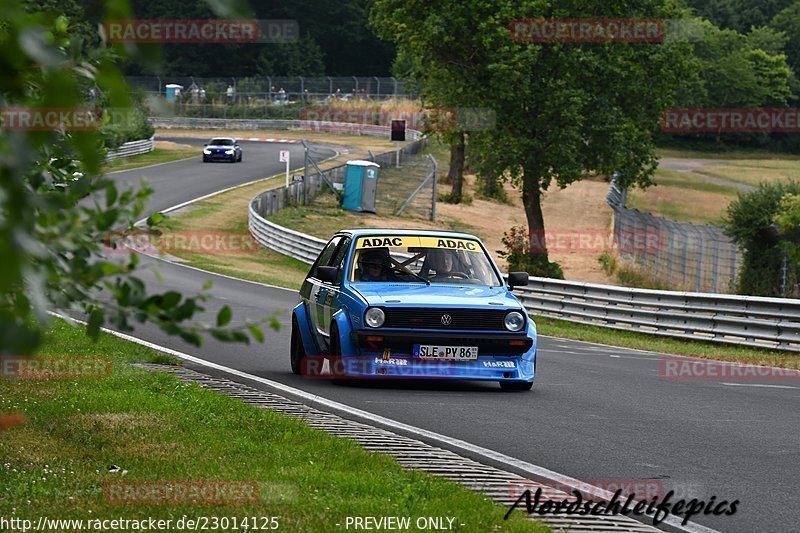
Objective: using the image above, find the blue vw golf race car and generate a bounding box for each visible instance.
[291,229,537,391]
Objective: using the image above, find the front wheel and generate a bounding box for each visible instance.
[500,380,533,391]
[290,316,305,375]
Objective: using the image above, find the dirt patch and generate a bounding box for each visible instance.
[435,175,616,284]
[154,140,193,151]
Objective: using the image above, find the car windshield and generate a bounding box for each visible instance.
[349,235,502,286]
[209,139,234,146]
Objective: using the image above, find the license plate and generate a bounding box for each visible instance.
[413,344,478,360]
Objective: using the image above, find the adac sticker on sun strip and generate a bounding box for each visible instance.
[355,235,481,252]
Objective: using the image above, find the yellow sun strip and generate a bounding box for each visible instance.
[355,236,480,252]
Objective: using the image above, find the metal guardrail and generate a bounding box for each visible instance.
[514,278,800,352]
[105,136,155,160]
[149,117,423,140]
[248,208,326,264]
[250,209,800,352]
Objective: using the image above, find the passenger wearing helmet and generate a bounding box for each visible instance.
[430,249,456,276]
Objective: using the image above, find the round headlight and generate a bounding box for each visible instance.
[365,307,385,328]
[504,311,525,332]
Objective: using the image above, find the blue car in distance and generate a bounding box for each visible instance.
[291,229,537,391]
[202,137,242,163]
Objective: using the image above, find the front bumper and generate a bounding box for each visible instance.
[341,355,535,381]
[335,329,536,381]
[204,151,235,160]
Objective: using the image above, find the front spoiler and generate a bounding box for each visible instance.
[299,354,535,382]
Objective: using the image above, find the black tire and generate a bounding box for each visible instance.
[202,157,209,163]
[500,380,533,391]
[329,323,341,356]
[238,152,243,162]
[290,316,305,375]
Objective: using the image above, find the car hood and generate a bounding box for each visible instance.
[350,283,520,308]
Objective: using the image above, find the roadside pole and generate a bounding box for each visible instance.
[391,119,406,169]
[280,149,290,187]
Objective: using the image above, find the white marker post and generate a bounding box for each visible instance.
[279,150,290,187]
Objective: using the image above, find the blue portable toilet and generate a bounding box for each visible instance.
[165,84,183,102]
[342,160,380,212]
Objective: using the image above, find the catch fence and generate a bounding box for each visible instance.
[606,181,742,293]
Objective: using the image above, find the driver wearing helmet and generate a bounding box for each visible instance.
[357,248,394,281]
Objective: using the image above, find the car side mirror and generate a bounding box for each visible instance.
[508,272,529,289]
[317,266,338,284]
[203,143,208,147]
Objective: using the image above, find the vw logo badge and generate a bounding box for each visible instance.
[441,314,453,326]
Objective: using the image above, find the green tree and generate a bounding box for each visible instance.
[689,21,793,107]
[724,181,800,295]
[0,0,272,357]
[685,0,795,33]
[772,2,800,79]
[372,0,694,272]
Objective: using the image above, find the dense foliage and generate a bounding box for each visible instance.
[724,181,800,296]
[25,0,395,76]
[1,0,273,356]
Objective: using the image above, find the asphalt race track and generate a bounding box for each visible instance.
[77,136,800,533]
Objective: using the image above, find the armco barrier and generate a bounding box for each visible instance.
[248,206,326,264]
[248,212,800,352]
[106,136,155,161]
[149,117,423,140]
[514,278,800,351]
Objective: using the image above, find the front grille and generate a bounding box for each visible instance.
[382,308,513,331]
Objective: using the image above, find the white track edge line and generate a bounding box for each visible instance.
[48,311,720,533]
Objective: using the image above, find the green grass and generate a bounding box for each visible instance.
[656,146,800,160]
[106,147,197,172]
[0,319,547,532]
[627,168,740,225]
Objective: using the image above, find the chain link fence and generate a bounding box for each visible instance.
[251,136,435,222]
[606,181,742,293]
[129,76,416,104]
